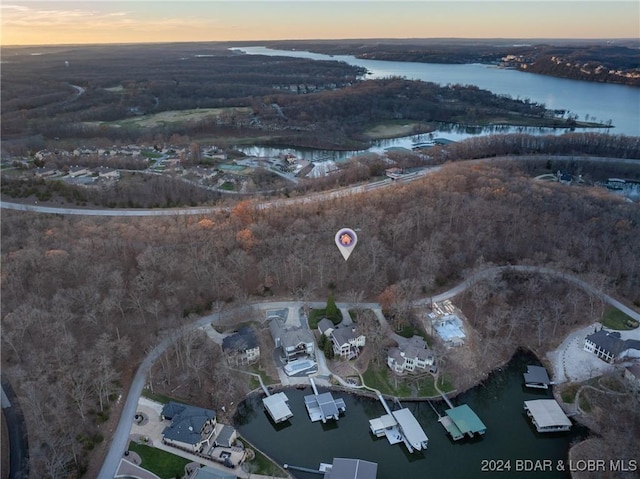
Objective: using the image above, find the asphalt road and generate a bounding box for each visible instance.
[1,377,29,479]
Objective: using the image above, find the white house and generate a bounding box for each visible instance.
[584,329,640,364]
[318,319,366,359]
[387,336,435,374]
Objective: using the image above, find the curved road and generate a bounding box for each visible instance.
[1,377,29,479]
[97,265,638,479]
[2,155,637,218]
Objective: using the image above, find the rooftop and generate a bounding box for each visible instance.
[445,405,487,435]
[161,401,215,445]
[392,408,428,449]
[263,392,293,423]
[524,400,572,429]
[523,365,551,385]
[222,326,258,353]
[324,458,378,479]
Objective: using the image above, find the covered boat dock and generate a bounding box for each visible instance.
[441,404,486,440]
[523,365,552,389]
[524,399,572,432]
[304,377,346,423]
[263,391,294,424]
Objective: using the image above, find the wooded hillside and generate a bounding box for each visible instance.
[2,158,639,477]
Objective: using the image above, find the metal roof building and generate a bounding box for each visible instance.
[523,365,552,389]
[263,392,294,424]
[444,404,487,438]
[524,399,572,432]
[391,408,429,452]
[323,458,378,479]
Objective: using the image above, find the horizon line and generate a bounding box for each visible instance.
[3,36,639,48]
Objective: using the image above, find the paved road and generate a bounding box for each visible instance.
[2,155,637,218]
[1,377,29,479]
[97,265,639,479]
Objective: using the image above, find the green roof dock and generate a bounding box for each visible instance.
[441,404,486,440]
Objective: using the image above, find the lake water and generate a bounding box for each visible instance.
[233,46,640,137]
[235,353,585,479]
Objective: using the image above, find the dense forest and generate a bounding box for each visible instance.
[2,157,639,477]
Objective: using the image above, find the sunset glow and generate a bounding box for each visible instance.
[2,1,638,46]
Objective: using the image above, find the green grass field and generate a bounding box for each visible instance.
[601,308,639,330]
[127,442,190,479]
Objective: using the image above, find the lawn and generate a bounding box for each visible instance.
[362,365,410,397]
[238,439,288,477]
[308,308,342,329]
[601,308,639,330]
[127,442,190,479]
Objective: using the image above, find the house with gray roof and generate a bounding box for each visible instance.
[330,326,366,360]
[161,402,216,453]
[318,318,336,337]
[213,424,237,448]
[387,336,435,374]
[222,326,260,366]
[584,329,640,364]
[269,317,314,363]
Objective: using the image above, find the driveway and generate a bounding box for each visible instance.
[547,322,640,384]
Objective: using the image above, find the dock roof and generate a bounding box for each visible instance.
[263,392,293,423]
[317,392,340,418]
[524,400,572,429]
[325,458,378,479]
[524,365,551,385]
[445,405,486,435]
[392,408,428,448]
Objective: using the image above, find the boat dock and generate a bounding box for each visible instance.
[523,365,552,389]
[369,395,428,453]
[433,393,487,441]
[263,391,294,424]
[441,404,487,440]
[304,377,346,423]
[524,399,572,432]
[285,458,378,478]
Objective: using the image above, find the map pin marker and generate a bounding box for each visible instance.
[335,228,358,261]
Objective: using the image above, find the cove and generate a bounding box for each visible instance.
[234,46,640,137]
[235,352,586,479]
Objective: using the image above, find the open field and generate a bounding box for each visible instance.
[364,121,433,139]
[87,107,253,129]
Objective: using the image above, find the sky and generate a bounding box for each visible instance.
[1,1,639,46]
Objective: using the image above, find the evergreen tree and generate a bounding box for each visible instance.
[326,293,339,324]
